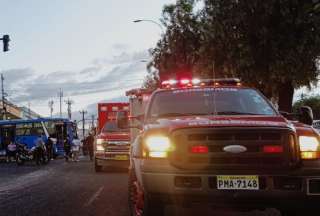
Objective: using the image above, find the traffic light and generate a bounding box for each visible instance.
[2,35,10,52]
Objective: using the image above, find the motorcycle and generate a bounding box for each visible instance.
[16,143,34,165]
[16,142,49,165]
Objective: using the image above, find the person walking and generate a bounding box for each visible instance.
[6,141,17,162]
[71,137,81,162]
[86,133,94,161]
[34,134,47,165]
[46,136,54,161]
[63,137,71,162]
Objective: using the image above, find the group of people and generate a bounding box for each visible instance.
[62,132,95,162]
[63,136,81,162]
[4,131,96,163]
[5,134,53,163]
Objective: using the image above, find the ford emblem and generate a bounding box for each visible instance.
[223,145,247,154]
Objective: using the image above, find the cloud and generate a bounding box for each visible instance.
[93,50,149,65]
[112,43,130,50]
[4,50,149,116]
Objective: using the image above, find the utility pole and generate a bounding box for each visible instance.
[91,115,95,129]
[58,88,63,118]
[1,74,7,120]
[65,98,74,120]
[48,100,54,117]
[28,102,31,119]
[79,110,87,139]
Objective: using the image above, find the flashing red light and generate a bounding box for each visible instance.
[263,145,283,153]
[191,145,209,154]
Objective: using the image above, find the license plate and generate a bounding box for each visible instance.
[114,155,128,160]
[217,175,259,190]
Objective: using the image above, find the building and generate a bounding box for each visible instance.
[0,100,22,119]
[0,100,41,120]
[19,106,42,119]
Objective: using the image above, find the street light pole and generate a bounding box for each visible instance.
[133,19,164,34]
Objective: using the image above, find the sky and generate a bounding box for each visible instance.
[0,0,175,118]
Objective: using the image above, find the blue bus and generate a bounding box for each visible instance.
[0,118,77,158]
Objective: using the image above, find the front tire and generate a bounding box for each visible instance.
[128,169,165,216]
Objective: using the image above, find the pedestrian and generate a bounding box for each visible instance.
[87,133,94,161]
[82,137,88,156]
[34,134,46,165]
[46,136,54,161]
[71,137,81,162]
[6,141,17,162]
[64,137,71,162]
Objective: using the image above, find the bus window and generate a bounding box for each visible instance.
[31,122,45,136]
[44,121,56,138]
[16,123,33,136]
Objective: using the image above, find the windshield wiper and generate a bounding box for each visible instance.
[156,112,209,118]
[217,111,261,115]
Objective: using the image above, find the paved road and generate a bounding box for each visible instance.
[0,158,281,216]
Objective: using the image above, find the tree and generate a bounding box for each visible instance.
[148,0,202,80]
[293,95,320,119]
[148,0,320,112]
[202,0,320,112]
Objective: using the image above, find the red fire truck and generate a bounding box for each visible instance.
[94,102,130,172]
[117,78,320,216]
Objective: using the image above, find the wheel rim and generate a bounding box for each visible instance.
[131,180,144,216]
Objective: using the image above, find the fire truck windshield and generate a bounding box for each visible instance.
[102,121,129,133]
[148,88,276,119]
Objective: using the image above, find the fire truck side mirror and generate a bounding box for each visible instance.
[298,106,313,126]
[116,111,129,129]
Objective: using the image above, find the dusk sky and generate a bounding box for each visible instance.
[0,0,314,119]
[0,0,174,118]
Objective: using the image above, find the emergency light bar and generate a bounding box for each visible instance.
[161,78,241,89]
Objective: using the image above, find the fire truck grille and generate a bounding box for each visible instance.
[170,127,299,170]
[104,142,130,153]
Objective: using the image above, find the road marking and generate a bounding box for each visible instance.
[84,186,104,207]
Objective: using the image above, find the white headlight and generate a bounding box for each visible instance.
[145,136,172,158]
[96,145,104,151]
[96,138,105,145]
[299,136,319,152]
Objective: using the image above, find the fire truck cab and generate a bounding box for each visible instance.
[118,78,320,216]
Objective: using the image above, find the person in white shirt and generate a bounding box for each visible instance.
[71,138,81,162]
[7,141,17,162]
